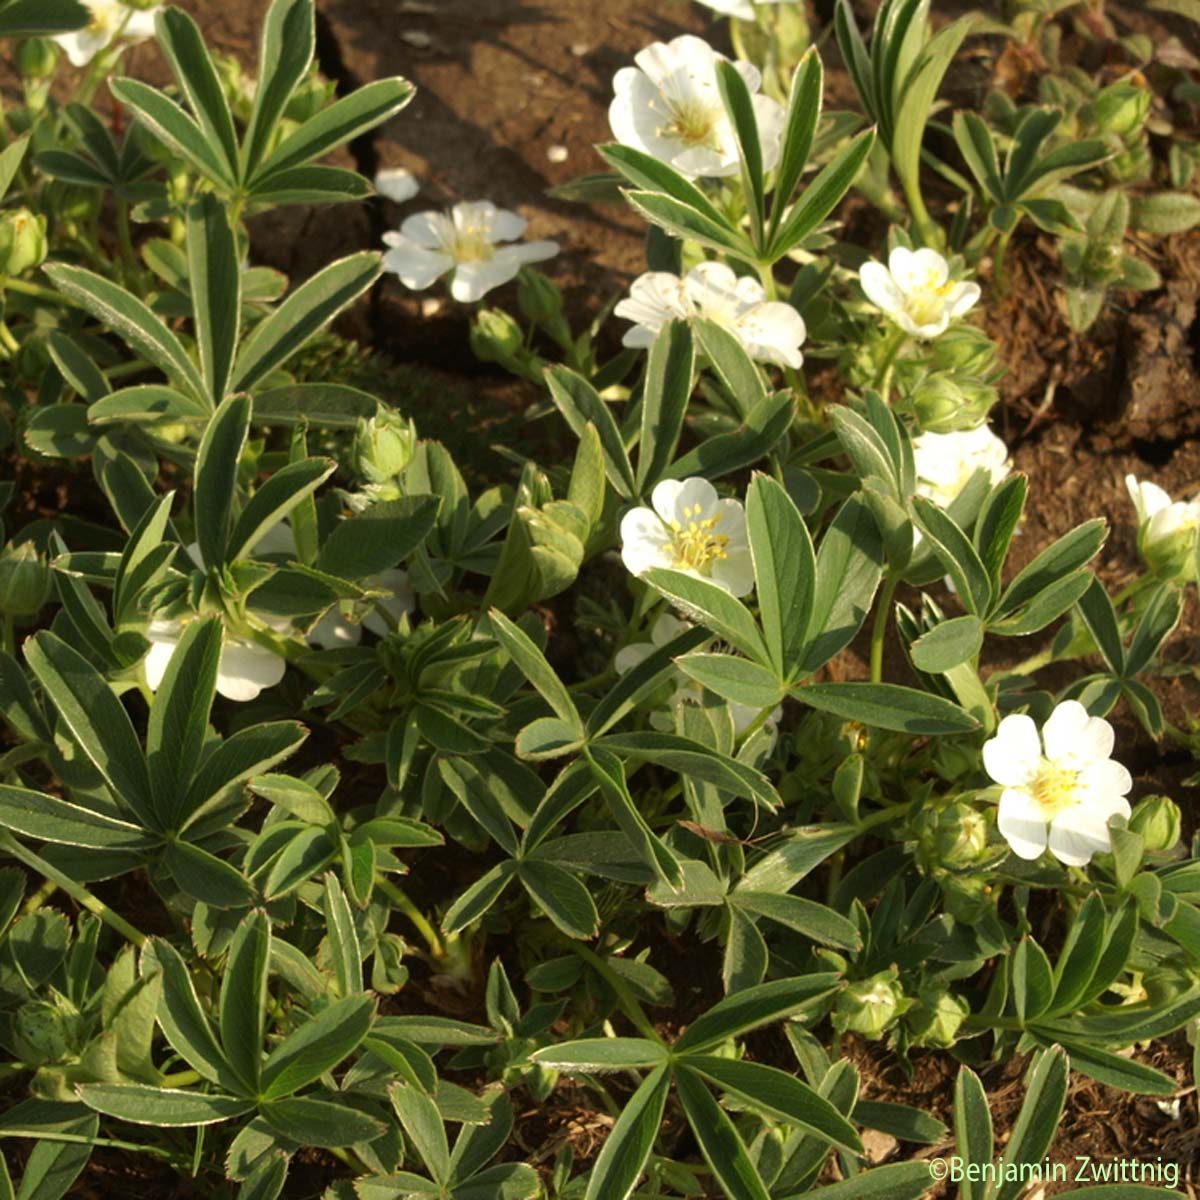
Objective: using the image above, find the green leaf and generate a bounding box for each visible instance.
[533,1037,667,1072]
[675,654,785,710]
[952,1066,992,1200]
[42,263,207,405]
[582,1066,670,1200]
[46,331,110,403]
[0,786,150,850]
[993,1047,1068,1200]
[147,617,220,829]
[686,1056,862,1152]
[952,110,1002,199]
[675,1066,771,1200]
[253,78,414,179]
[442,861,517,934]
[973,474,1027,590]
[78,1084,251,1126]
[746,474,815,680]
[108,78,234,186]
[88,386,209,426]
[24,631,155,829]
[260,994,375,1101]
[258,1097,386,1148]
[227,457,336,563]
[800,496,883,674]
[220,910,271,1094]
[716,61,765,238]
[1125,584,1183,676]
[545,366,635,499]
[0,0,89,37]
[247,164,372,206]
[1048,892,1106,1015]
[389,1083,450,1185]
[262,826,338,899]
[911,496,992,616]
[666,392,794,482]
[166,840,255,909]
[1011,936,1054,1025]
[771,50,823,224]
[909,614,983,673]
[185,195,241,406]
[240,0,315,176]
[1074,577,1124,675]
[636,320,694,491]
[156,8,240,184]
[641,568,769,665]
[625,190,756,259]
[6,1105,96,1200]
[784,1162,935,1200]
[769,129,875,259]
[315,495,438,580]
[232,252,382,392]
[799,682,977,734]
[488,608,582,732]
[999,519,1106,617]
[251,383,377,428]
[519,859,599,940]
[730,891,861,951]
[675,975,840,1054]
[193,393,251,570]
[438,758,517,856]
[323,873,363,996]
[599,143,734,234]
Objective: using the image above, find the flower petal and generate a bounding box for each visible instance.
[620,506,673,576]
[1047,803,1125,867]
[383,242,453,291]
[449,257,521,302]
[982,713,1042,787]
[1042,700,1114,765]
[997,788,1049,860]
[374,167,419,203]
[216,640,286,702]
[653,476,718,526]
[859,261,904,315]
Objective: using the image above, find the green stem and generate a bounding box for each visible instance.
[756,259,779,302]
[872,325,907,402]
[160,1068,202,1087]
[20,877,56,915]
[869,574,899,683]
[376,876,445,959]
[0,319,19,356]
[992,227,1015,295]
[901,170,939,249]
[0,833,147,947]
[0,276,80,307]
[116,198,138,284]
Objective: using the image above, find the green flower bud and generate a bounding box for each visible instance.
[1092,82,1150,140]
[0,541,51,617]
[928,325,998,376]
[16,38,59,79]
[917,801,989,872]
[907,990,969,1048]
[470,308,524,365]
[0,208,47,276]
[517,268,564,327]
[12,1000,73,1064]
[833,970,906,1039]
[353,410,416,485]
[1128,795,1181,852]
[941,874,995,925]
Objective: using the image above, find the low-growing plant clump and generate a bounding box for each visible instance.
[0,0,1197,1197]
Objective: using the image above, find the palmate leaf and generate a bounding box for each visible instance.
[260,994,375,1100]
[0,787,152,851]
[675,1066,771,1200]
[583,1065,670,1200]
[241,0,315,176]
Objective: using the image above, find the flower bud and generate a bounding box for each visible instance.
[0,541,51,616]
[517,268,564,327]
[941,874,995,925]
[1128,795,1181,852]
[833,970,906,1039]
[1092,82,1150,140]
[916,801,989,872]
[1126,475,1200,583]
[17,38,59,79]
[0,209,47,276]
[12,1000,73,1064]
[470,307,524,364]
[907,990,969,1048]
[928,326,998,376]
[353,410,415,485]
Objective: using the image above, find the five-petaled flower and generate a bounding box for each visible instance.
[620,477,753,597]
[983,700,1132,867]
[860,247,980,339]
[144,618,287,703]
[53,0,162,67]
[616,262,806,368]
[609,34,784,179]
[382,201,558,302]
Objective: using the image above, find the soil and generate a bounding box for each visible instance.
[3,0,1200,1196]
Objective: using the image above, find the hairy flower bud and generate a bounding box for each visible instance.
[916,801,989,873]
[0,208,47,276]
[12,1000,74,1064]
[353,410,415,485]
[0,541,51,616]
[17,38,59,78]
[470,308,525,366]
[833,970,907,1039]
[941,874,995,925]
[1092,82,1150,140]
[907,990,969,1048]
[1128,795,1181,853]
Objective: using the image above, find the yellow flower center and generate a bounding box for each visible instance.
[1032,762,1079,818]
[448,229,495,264]
[669,504,729,572]
[89,1,123,35]
[665,99,719,148]
[905,279,955,327]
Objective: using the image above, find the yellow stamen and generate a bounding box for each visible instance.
[669,506,728,572]
[664,99,718,148]
[1032,762,1079,818]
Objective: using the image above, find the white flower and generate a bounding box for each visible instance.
[374,168,420,203]
[695,0,790,18]
[615,613,779,738]
[609,34,785,179]
[1125,474,1200,580]
[382,201,558,302]
[616,263,806,368]
[52,0,161,67]
[144,618,286,704]
[307,569,415,648]
[860,247,980,339]
[982,700,1132,866]
[913,424,1010,510]
[620,477,754,598]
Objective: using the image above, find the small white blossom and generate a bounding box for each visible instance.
[382,201,558,303]
[616,262,806,368]
[144,618,286,704]
[374,167,420,203]
[307,569,415,649]
[609,34,784,179]
[621,477,754,598]
[983,700,1132,866]
[695,0,791,18]
[913,424,1010,510]
[1125,474,1200,581]
[860,247,980,339]
[53,0,161,67]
